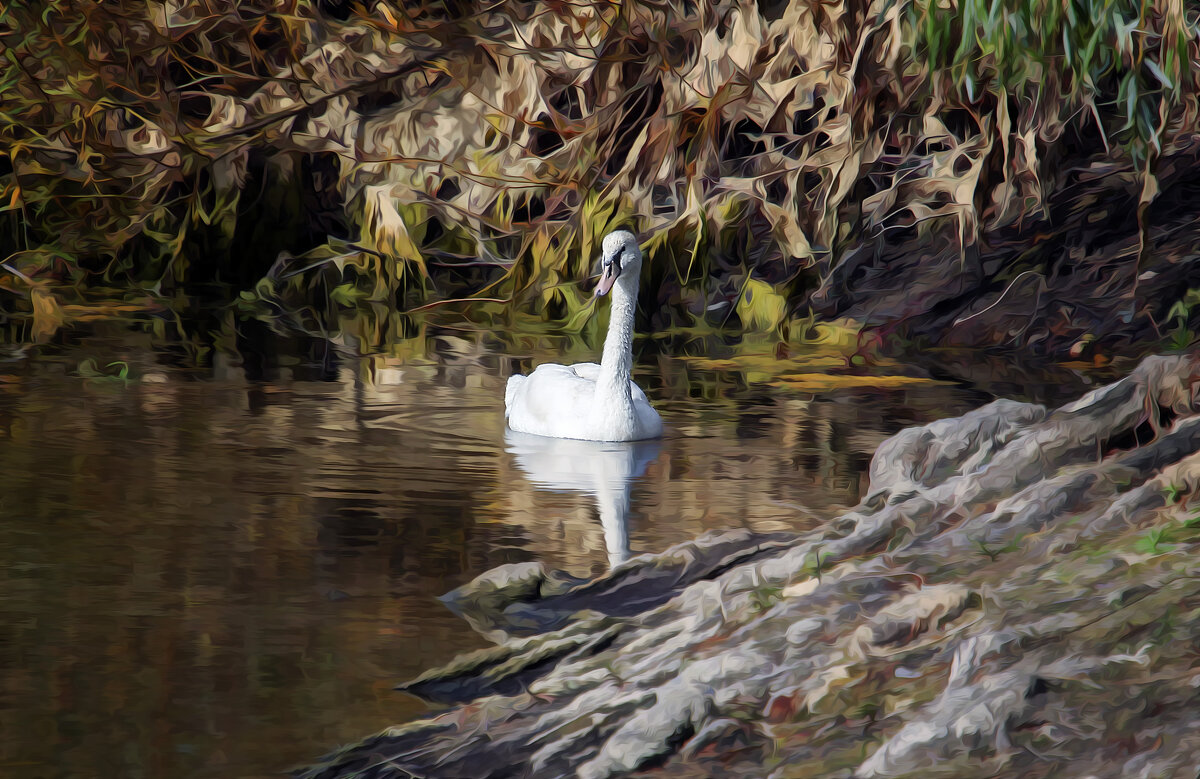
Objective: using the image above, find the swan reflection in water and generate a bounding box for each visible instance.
[504,430,662,567]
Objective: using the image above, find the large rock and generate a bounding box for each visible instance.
[300,354,1200,778]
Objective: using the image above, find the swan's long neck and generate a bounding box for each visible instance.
[596,275,637,412]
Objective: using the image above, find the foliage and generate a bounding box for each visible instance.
[911,0,1195,161]
[2,0,1199,346]
[0,0,311,326]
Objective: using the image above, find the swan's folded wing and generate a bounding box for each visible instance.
[568,363,648,401]
[569,362,601,382]
[508,363,597,433]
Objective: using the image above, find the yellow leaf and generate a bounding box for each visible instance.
[736,278,788,332]
[30,288,63,342]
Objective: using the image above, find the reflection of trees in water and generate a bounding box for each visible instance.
[636,364,982,543]
[0,331,981,776]
[497,368,979,572]
[0,349,512,778]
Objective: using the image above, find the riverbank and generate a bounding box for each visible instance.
[301,353,1200,778]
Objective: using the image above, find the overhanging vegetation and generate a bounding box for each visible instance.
[1,0,1198,352]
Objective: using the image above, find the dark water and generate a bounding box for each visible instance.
[0,324,1019,777]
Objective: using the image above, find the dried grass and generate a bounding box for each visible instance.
[2,0,1198,342]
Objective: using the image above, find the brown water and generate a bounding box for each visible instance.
[0,323,998,778]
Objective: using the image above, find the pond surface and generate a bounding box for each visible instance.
[0,321,1083,777]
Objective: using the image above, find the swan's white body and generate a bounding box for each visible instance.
[505,231,663,442]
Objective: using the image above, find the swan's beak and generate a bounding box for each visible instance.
[594,258,621,297]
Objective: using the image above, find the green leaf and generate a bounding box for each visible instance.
[330,283,364,307]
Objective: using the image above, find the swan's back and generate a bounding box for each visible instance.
[505,363,596,436]
[504,361,659,441]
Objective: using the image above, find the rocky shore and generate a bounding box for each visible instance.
[301,354,1200,778]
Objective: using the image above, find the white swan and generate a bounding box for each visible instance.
[504,230,663,442]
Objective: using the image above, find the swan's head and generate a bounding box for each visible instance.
[594,230,642,298]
